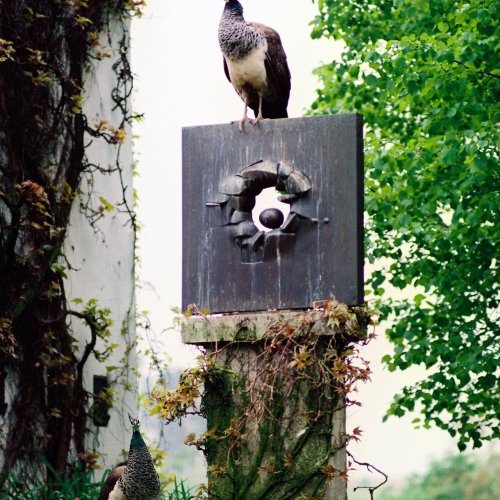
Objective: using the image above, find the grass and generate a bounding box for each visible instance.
[1,460,193,500]
[1,460,104,499]
[164,477,194,499]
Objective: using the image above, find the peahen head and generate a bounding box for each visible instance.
[128,413,146,450]
[128,413,140,433]
[223,0,243,16]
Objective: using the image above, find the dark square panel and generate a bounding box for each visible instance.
[182,114,363,313]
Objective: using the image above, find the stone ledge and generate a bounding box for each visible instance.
[181,309,333,345]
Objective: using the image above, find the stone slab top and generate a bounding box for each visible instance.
[181,308,334,345]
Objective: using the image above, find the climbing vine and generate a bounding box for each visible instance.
[149,299,379,498]
[0,0,144,487]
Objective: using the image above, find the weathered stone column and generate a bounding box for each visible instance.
[183,310,356,499]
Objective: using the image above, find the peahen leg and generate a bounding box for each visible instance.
[253,94,263,125]
[238,103,252,131]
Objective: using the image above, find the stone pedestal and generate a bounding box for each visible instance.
[183,311,348,500]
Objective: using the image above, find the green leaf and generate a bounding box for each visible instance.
[364,73,378,86]
[438,21,449,32]
[414,294,426,307]
[98,196,115,212]
[381,354,392,365]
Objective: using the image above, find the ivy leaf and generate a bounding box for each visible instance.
[98,196,115,213]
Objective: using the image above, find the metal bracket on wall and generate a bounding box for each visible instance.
[91,375,111,427]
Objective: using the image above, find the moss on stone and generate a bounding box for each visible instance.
[202,345,338,499]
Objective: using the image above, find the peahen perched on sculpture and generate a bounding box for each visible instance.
[218,0,291,130]
[98,414,161,500]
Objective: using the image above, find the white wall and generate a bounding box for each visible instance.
[64,18,137,469]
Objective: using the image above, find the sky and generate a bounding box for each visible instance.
[130,0,474,490]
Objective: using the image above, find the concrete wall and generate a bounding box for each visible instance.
[64,18,137,469]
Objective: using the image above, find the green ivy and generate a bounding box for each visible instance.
[0,0,143,484]
[310,0,499,450]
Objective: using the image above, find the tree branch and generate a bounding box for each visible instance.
[349,451,388,499]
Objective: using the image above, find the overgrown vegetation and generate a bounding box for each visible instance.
[0,0,144,486]
[311,0,499,450]
[149,300,376,498]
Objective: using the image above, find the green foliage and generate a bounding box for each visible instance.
[1,460,105,500]
[0,0,142,482]
[164,477,194,500]
[310,0,499,449]
[151,301,374,498]
[378,453,500,500]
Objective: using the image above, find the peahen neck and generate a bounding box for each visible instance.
[130,429,146,449]
[219,1,263,59]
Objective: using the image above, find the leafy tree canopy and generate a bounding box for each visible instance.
[310,0,499,450]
